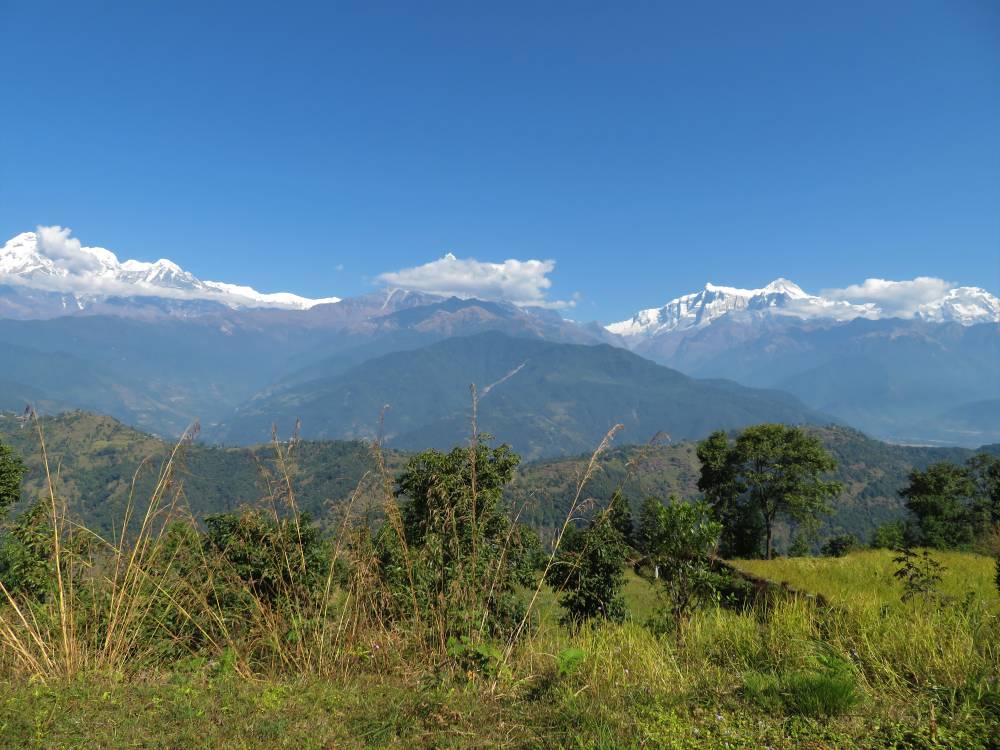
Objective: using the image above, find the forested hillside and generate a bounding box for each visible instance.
[0,411,400,537]
[3,411,993,547]
[508,426,987,545]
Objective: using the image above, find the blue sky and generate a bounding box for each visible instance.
[2,1,998,321]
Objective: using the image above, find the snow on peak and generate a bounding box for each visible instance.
[916,286,1000,325]
[606,278,874,338]
[0,227,341,311]
[605,276,1000,339]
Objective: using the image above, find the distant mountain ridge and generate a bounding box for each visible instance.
[607,278,1000,339]
[0,229,340,317]
[2,226,998,449]
[605,279,1000,447]
[216,331,833,458]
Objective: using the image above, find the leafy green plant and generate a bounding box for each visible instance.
[555,646,587,678]
[446,635,504,679]
[638,497,723,640]
[893,548,946,604]
[545,510,628,627]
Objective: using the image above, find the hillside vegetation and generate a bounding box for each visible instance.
[1,411,989,548]
[0,413,997,748]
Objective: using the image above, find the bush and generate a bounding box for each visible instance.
[870,520,906,549]
[821,534,859,557]
[545,512,628,627]
[375,441,535,643]
[638,497,723,639]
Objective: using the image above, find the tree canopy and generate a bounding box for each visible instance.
[697,425,841,559]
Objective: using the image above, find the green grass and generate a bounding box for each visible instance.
[4,613,996,749]
[729,549,1000,609]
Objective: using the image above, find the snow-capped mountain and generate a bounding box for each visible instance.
[607,278,999,340]
[0,228,340,313]
[914,286,1000,325]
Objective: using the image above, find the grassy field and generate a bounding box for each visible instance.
[729,549,1000,609]
[3,553,998,748]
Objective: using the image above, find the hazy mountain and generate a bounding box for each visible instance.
[606,280,1000,446]
[216,331,832,458]
[0,286,615,436]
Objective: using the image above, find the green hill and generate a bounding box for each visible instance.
[217,331,832,459]
[508,425,983,545]
[3,411,992,548]
[0,411,400,538]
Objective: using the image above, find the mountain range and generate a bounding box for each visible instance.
[0,229,340,318]
[215,331,829,458]
[606,278,1000,336]
[606,280,999,446]
[1,227,997,450]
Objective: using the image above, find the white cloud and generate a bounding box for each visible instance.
[377,253,574,309]
[822,277,954,318]
[36,225,105,274]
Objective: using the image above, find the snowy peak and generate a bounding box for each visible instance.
[607,278,998,339]
[0,228,340,311]
[916,286,1000,325]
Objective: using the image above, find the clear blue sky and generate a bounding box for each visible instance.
[2,1,998,321]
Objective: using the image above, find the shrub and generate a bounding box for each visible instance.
[893,548,945,604]
[870,520,906,549]
[375,441,535,644]
[638,497,723,640]
[545,511,628,627]
[821,533,859,558]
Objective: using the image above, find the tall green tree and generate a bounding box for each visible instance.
[901,462,978,549]
[967,454,1000,527]
[696,432,765,558]
[697,425,841,559]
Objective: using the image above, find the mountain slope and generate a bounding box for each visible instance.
[0,411,400,538]
[0,286,616,436]
[630,316,1000,446]
[216,332,832,458]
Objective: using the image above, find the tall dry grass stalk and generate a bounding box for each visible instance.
[0,412,202,680]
